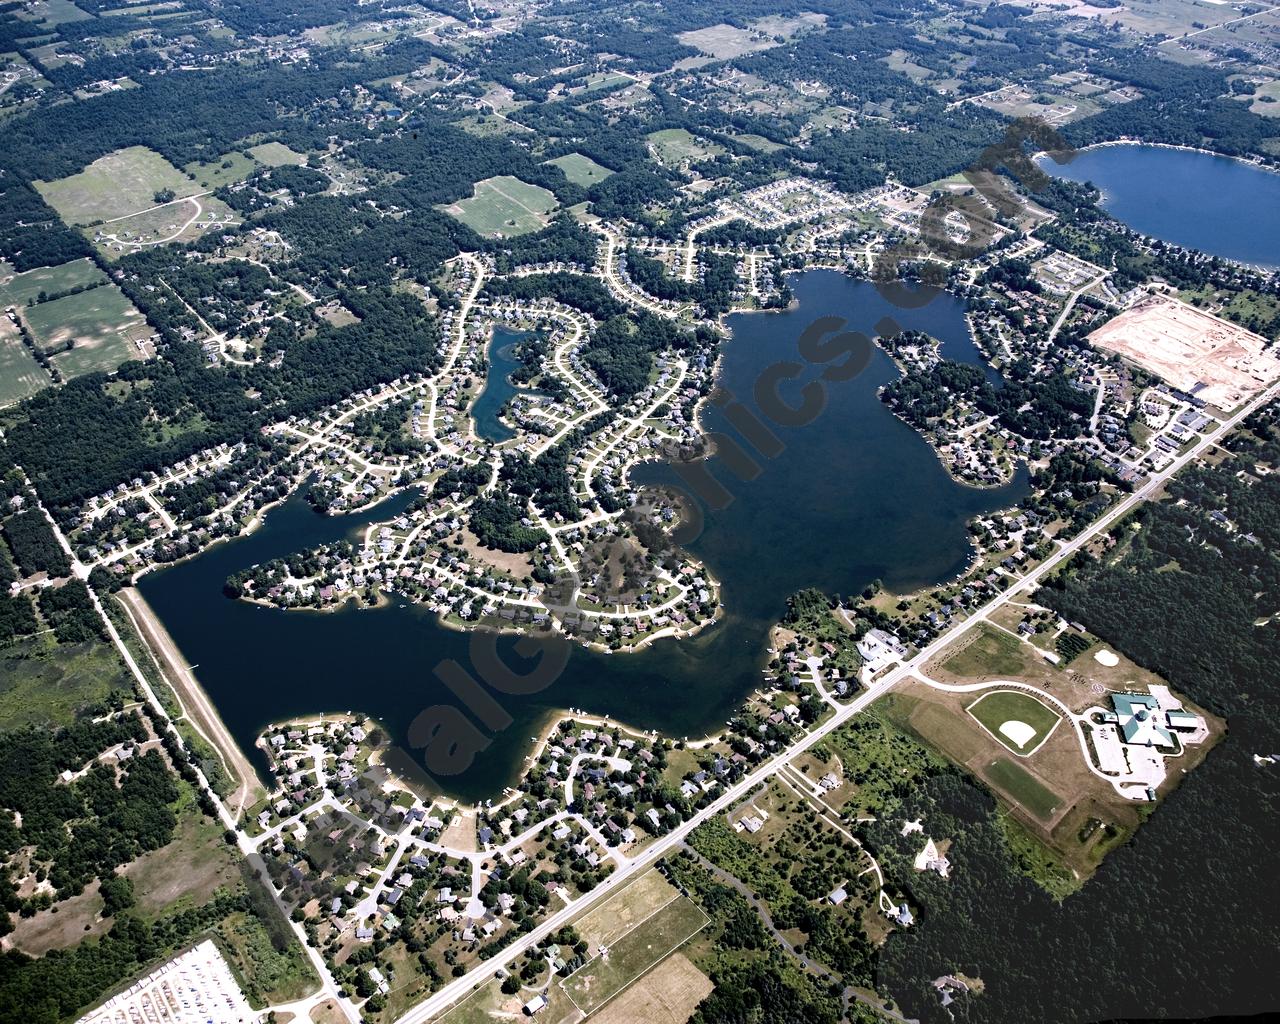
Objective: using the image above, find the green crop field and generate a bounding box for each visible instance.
[438,175,558,238]
[967,689,1062,754]
[0,258,107,308]
[545,152,614,187]
[986,756,1062,821]
[35,146,198,226]
[561,896,707,1014]
[22,284,148,378]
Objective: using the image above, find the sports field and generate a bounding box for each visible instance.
[561,896,708,1014]
[35,146,198,226]
[22,284,148,377]
[967,689,1062,755]
[0,258,106,308]
[438,176,558,238]
[985,756,1062,821]
[545,152,614,187]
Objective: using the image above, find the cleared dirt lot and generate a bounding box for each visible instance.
[1088,295,1280,408]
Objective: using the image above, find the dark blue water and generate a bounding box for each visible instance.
[471,327,525,443]
[1044,144,1280,268]
[138,273,1026,802]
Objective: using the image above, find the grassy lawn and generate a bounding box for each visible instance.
[0,635,130,730]
[561,896,708,1015]
[0,257,106,307]
[544,152,614,187]
[984,756,1062,821]
[941,624,1028,678]
[22,284,147,377]
[967,689,1062,754]
[35,146,198,226]
[438,176,558,238]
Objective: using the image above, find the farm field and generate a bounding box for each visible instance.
[561,896,708,1015]
[545,152,614,187]
[22,284,150,377]
[984,756,1062,821]
[0,313,51,405]
[0,257,106,307]
[14,0,91,28]
[438,175,558,238]
[35,145,199,226]
[967,689,1063,755]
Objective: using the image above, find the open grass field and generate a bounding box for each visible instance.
[545,152,614,187]
[967,689,1063,755]
[183,150,259,190]
[646,128,725,167]
[0,257,107,307]
[438,175,558,238]
[573,868,680,950]
[36,146,198,226]
[938,624,1028,679]
[561,896,708,1015]
[732,133,786,153]
[984,756,1062,821]
[0,636,129,731]
[677,23,777,59]
[22,283,149,376]
[248,141,308,166]
[585,952,712,1024]
[0,315,52,406]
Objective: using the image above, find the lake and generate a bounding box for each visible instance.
[1043,143,1280,268]
[138,271,1026,803]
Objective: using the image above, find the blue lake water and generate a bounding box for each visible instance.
[1043,143,1280,268]
[471,327,525,443]
[139,272,1025,802]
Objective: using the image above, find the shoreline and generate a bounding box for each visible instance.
[127,270,1028,810]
